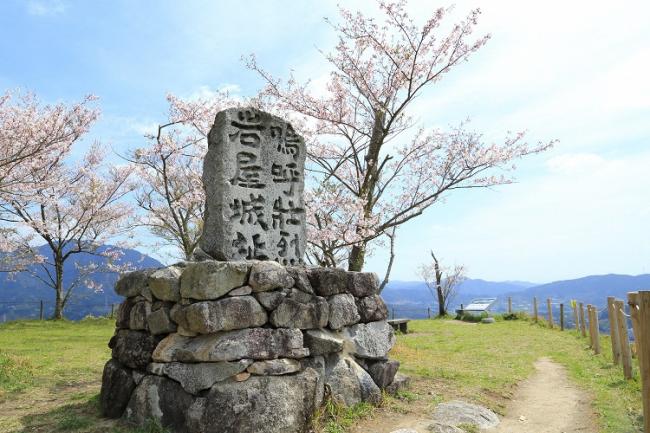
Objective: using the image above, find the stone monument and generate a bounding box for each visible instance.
[99,107,408,433]
[200,108,305,264]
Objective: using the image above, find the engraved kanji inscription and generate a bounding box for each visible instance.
[200,107,306,263]
[230,194,268,230]
[271,123,300,160]
[272,197,304,230]
[271,162,301,196]
[277,231,301,265]
[231,152,264,189]
[232,232,269,260]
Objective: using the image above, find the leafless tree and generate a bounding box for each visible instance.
[418,251,466,316]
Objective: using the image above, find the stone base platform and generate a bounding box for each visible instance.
[100,260,406,433]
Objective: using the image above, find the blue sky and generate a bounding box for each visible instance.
[2,0,649,283]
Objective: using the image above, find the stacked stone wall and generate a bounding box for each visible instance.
[100,260,408,433]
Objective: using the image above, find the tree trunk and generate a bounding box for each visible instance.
[53,292,64,320]
[432,251,446,316]
[436,287,446,316]
[348,243,366,272]
[349,109,386,273]
[52,255,65,320]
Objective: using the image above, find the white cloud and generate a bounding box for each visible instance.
[546,154,607,174]
[26,0,66,16]
[352,0,650,282]
[62,0,645,283]
[187,84,242,101]
[126,119,158,137]
[377,151,650,282]
[400,0,650,153]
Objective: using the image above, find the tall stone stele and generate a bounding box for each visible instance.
[100,107,407,433]
[199,107,306,265]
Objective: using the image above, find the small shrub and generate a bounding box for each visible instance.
[394,390,418,402]
[458,312,487,323]
[493,311,531,321]
[313,396,376,433]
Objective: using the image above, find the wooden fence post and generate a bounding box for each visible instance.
[632,291,650,433]
[629,293,643,367]
[588,305,601,354]
[593,306,601,354]
[579,302,587,337]
[508,297,512,314]
[391,308,395,320]
[547,298,554,328]
[572,300,579,331]
[110,303,115,319]
[39,300,44,320]
[427,307,431,319]
[615,299,633,379]
[560,303,564,331]
[607,296,622,365]
[533,297,538,322]
[587,305,595,348]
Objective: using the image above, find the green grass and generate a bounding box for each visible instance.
[0,317,644,433]
[0,317,157,433]
[0,318,382,433]
[0,317,114,398]
[314,399,376,433]
[392,319,643,433]
[0,351,34,393]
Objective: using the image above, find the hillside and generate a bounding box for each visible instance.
[0,246,162,321]
[507,274,650,306]
[0,318,642,433]
[382,279,534,317]
[2,246,649,324]
[383,274,650,323]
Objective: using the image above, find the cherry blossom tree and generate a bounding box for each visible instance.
[0,91,100,258]
[418,250,466,316]
[0,90,98,192]
[248,1,554,274]
[126,92,241,260]
[0,139,135,319]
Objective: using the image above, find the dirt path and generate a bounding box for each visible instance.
[491,357,597,433]
[350,358,597,433]
[0,358,598,433]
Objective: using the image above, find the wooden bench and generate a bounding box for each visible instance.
[388,319,410,333]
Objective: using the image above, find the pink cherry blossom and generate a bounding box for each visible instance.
[247,1,555,276]
[0,93,134,319]
[0,90,98,196]
[127,91,243,260]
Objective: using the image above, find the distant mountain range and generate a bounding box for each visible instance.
[0,245,161,321]
[383,274,650,333]
[382,279,534,311]
[1,245,649,327]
